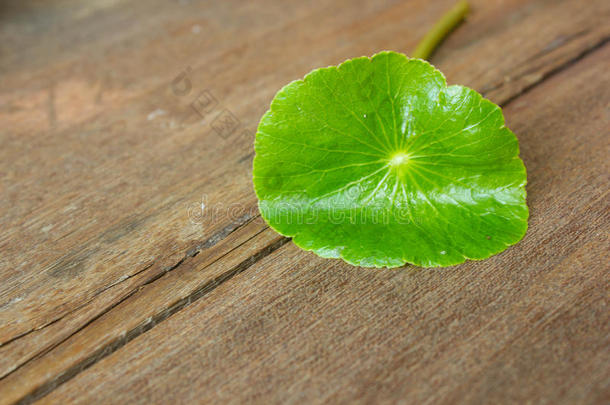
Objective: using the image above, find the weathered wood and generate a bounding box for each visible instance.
[1,0,441,377]
[41,44,610,404]
[1,222,287,404]
[0,0,608,402]
[1,0,460,361]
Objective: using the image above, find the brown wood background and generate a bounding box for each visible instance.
[0,0,608,403]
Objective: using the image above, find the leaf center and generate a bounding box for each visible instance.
[389,152,411,167]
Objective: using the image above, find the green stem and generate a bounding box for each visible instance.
[412,0,469,60]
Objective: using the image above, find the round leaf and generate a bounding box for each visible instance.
[253,51,528,268]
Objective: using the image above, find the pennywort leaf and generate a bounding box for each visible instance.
[253,51,528,268]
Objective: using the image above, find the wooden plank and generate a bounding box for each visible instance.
[0,0,608,402]
[0,222,287,404]
[40,43,610,404]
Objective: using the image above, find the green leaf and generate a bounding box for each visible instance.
[253,51,528,268]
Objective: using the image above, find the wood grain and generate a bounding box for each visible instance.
[41,43,610,404]
[0,0,459,360]
[0,0,608,403]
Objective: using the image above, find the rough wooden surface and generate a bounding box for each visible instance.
[38,40,610,405]
[0,0,609,404]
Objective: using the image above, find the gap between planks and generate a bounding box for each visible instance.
[12,229,289,405]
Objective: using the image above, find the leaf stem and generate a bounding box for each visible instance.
[412,0,469,60]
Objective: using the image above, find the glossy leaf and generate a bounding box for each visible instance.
[253,51,528,268]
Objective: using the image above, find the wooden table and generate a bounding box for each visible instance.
[1,1,608,403]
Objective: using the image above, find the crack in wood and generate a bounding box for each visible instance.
[0,262,155,357]
[13,233,289,405]
[0,213,255,349]
[526,28,592,63]
[499,35,610,107]
[0,213,258,383]
[478,31,603,100]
